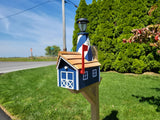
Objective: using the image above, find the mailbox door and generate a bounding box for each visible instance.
[61,71,74,89]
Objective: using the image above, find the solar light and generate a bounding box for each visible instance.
[77,18,89,32]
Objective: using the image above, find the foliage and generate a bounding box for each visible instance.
[87,0,99,41]
[123,24,160,55]
[45,45,60,56]
[151,0,160,24]
[72,0,88,51]
[73,0,160,73]
[0,65,160,119]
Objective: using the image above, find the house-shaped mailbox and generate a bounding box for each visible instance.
[57,51,101,90]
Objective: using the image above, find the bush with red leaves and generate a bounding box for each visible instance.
[123,24,160,55]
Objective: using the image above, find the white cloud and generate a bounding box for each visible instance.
[0,1,74,57]
[0,15,10,31]
[0,5,11,31]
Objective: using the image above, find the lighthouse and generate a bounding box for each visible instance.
[76,18,93,61]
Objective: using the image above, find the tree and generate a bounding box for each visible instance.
[72,0,88,51]
[87,0,99,42]
[72,0,160,73]
[45,45,61,56]
[151,1,160,24]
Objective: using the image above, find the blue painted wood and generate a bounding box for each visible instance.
[57,57,100,90]
[79,66,100,89]
[58,58,77,90]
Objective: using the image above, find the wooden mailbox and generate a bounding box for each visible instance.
[56,51,101,120]
[57,18,101,120]
[57,51,101,90]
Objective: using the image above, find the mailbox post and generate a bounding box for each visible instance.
[57,18,101,120]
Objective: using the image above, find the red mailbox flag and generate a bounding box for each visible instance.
[80,44,88,74]
[83,44,88,51]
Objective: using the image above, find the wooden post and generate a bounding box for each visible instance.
[69,80,101,120]
[81,83,99,120]
[91,84,99,120]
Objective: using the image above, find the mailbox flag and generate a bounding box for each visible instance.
[83,44,88,51]
[76,34,93,61]
[80,44,88,74]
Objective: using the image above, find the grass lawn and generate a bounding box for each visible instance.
[0,57,57,62]
[0,65,159,120]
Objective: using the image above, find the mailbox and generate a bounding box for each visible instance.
[56,51,101,90]
[57,18,101,120]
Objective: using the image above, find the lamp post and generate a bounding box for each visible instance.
[62,0,67,51]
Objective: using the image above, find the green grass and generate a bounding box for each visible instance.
[0,66,160,120]
[0,57,57,61]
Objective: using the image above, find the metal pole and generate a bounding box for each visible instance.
[62,0,67,51]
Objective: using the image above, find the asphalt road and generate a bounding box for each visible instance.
[0,61,56,73]
[0,108,12,120]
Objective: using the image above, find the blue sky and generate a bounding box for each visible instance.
[0,0,92,57]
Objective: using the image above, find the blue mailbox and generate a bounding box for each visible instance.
[56,51,101,90]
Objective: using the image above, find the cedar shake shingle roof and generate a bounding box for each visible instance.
[57,51,101,69]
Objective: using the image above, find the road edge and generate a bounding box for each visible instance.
[0,105,19,120]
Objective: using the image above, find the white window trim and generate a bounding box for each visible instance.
[83,71,88,80]
[92,69,97,78]
[61,71,74,89]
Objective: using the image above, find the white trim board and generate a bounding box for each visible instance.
[56,57,77,71]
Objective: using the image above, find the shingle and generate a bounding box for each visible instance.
[57,51,101,69]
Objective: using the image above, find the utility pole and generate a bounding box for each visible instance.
[62,0,67,51]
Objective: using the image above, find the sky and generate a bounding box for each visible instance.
[0,0,92,57]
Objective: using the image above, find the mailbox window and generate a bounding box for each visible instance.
[83,71,88,80]
[61,71,74,89]
[92,69,97,78]
[68,73,73,80]
[62,72,66,79]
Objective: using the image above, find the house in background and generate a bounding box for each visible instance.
[56,51,101,90]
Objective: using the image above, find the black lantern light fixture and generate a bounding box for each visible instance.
[77,18,89,32]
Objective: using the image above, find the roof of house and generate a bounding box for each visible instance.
[57,51,101,70]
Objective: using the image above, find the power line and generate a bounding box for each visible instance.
[65,0,78,8]
[0,0,54,20]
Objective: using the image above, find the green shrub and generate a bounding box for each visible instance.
[125,43,145,58]
[131,59,147,74]
[98,51,115,71]
[72,0,160,74]
[112,52,132,73]
[112,60,131,73]
[148,60,160,72]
